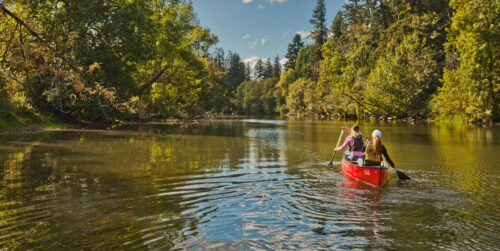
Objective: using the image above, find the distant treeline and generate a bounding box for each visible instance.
[0,0,498,125]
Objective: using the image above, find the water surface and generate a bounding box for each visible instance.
[1,119,499,250]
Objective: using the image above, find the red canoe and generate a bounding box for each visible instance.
[341,158,389,187]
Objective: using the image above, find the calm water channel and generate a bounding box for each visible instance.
[0,119,499,250]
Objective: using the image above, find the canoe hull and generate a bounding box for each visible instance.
[341,159,389,187]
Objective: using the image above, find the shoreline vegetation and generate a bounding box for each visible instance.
[0,0,498,131]
[2,113,498,136]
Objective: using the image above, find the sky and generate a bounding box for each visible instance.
[191,0,344,66]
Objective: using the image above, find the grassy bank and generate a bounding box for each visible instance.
[0,111,67,134]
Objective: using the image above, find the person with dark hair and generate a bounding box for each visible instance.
[334,125,364,161]
[363,130,395,167]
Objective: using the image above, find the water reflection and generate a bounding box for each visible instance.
[0,120,498,250]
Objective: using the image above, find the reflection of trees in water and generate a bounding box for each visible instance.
[428,123,499,249]
[0,126,252,249]
[1,120,284,249]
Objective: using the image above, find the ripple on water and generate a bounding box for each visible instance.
[0,123,499,250]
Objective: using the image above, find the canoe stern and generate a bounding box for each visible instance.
[341,160,389,186]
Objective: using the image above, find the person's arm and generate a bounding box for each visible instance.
[341,127,352,133]
[335,136,352,152]
[382,145,395,167]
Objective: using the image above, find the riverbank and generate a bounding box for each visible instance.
[2,113,498,136]
[0,112,68,135]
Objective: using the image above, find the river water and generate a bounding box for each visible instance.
[0,119,499,250]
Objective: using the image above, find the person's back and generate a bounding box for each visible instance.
[363,130,395,167]
[364,140,384,166]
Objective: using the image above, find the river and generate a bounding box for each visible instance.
[0,119,499,250]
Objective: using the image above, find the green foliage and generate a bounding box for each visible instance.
[224,51,246,89]
[309,0,454,119]
[254,58,265,80]
[0,0,232,124]
[235,78,277,115]
[273,55,281,78]
[275,69,297,114]
[295,45,321,80]
[310,0,327,47]
[284,34,304,70]
[434,0,499,121]
[330,11,344,40]
[285,78,316,114]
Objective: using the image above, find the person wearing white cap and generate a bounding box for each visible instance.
[363,129,395,167]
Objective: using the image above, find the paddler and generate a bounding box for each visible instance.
[334,125,364,162]
[363,129,395,167]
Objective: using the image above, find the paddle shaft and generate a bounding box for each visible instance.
[328,129,344,165]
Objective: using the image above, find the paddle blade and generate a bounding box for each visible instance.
[395,169,410,180]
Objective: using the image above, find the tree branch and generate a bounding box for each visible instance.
[1,22,17,63]
[0,3,91,84]
[137,63,169,95]
[341,92,379,116]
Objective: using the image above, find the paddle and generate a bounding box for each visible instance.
[393,166,410,180]
[327,129,344,166]
[383,161,410,180]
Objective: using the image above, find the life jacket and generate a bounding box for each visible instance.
[349,134,364,152]
[365,142,382,163]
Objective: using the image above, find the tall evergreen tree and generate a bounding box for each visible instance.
[330,11,344,40]
[343,0,360,24]
[264,58,273,79]
[284,34,304,70]
[309,0,328,47]
[273,55,281,78]
[213,47,226,70]
[254,58,265,80]
[225,51,246,89]
[244,62,251,81]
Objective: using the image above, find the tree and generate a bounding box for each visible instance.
[284,34,304,70]
[330,11,344,40]
[236,78,277,114]
[0,0,229,121]
[254,58,265,80]
[244,62,251,81]
[309,0,328,47]
[264,58,273,79]
[225,51,246,89]
[285,78,315,114]
[275,69,297,114]
[273,55,281,78]
[213,47,226,70]
[295,45,321,80]
[433,0,499,121]
[343,0,360,24]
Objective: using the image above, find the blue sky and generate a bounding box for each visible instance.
[191,0,344,63]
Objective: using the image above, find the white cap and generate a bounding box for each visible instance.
[372,130,382,138]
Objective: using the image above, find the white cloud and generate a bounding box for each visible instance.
[248,40,258,49]
[243,34,251,40]
[258,4,265,9]
[280,58,288,66]
[260,37,268,46]
[296,30,311,39]
[279,58,288,72]
[268,0,287,3]
[242,0,253,3]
